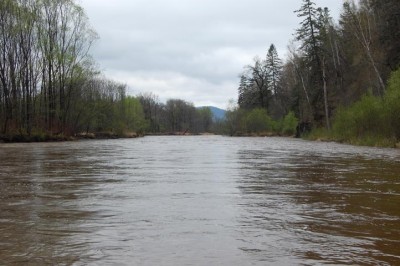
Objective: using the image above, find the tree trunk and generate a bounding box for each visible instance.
[322,58,331,130]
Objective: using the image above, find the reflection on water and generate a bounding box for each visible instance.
[0,136,399,265]
[236,139,400,265]
[0,142,116,264]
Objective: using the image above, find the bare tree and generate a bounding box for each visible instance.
[342,1,385,95]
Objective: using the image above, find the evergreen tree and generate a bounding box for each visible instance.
[294,0,322,68]
[294,0,331,129]
[265,44,282,97]
[266,44,287,118]
[238,74,251,109]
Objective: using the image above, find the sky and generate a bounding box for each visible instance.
[80,0,344,109]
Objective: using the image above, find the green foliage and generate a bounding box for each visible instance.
[234,0,397,146]
[120,96,147,132]
[245,108,271,133]
[332,94,384,141]
[384,68,400,139]
[221,105,300,137]
[329,68,400,146]
[281,111,298,135]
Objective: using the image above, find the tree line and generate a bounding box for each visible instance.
[230,0,400,145]
[137,93,214,134]
[3,0,399,144]
[0,0,214,141]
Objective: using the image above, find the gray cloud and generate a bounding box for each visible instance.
[81,0,343,108]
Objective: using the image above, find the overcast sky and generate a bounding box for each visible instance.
[80,0,344,109]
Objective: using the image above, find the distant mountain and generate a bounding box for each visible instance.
[198,106,226,121]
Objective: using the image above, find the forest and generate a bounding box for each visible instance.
[230,0,400,146]
[0,0,214,141]
[1,0,399,146]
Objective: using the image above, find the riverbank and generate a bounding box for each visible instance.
[304,127,400,149]
[231,132,292,137]
[0,131,142,143]
[2,130,399,150]
[0,131,219,143]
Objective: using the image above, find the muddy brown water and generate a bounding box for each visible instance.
[0,136,399,265]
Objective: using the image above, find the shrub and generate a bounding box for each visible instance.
[332,94,384,141]
[245,108,271,133]
[331,68,400,146]
[384,68,400,140]
[281,111,298,136]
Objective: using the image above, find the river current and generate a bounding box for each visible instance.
[0,136,399,265]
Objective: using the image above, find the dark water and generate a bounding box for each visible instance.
[0,136,399,265]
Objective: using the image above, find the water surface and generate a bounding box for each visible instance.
[0,136,399,265]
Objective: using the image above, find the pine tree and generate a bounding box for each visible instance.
[238,74,250,108]
[294,0,322,68]
[294,0,331,129]
[265,44,283,97]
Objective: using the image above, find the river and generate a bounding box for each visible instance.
[0,136,399,265]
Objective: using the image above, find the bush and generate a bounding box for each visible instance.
[281,111,298,136]
[330,68,400,146]
[245,108,272,133]
[332,94,384,141]
[384,68,400,139]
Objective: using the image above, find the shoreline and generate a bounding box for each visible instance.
[0,131,216,143]
[0,131,142,144]
[1,132,399,149]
